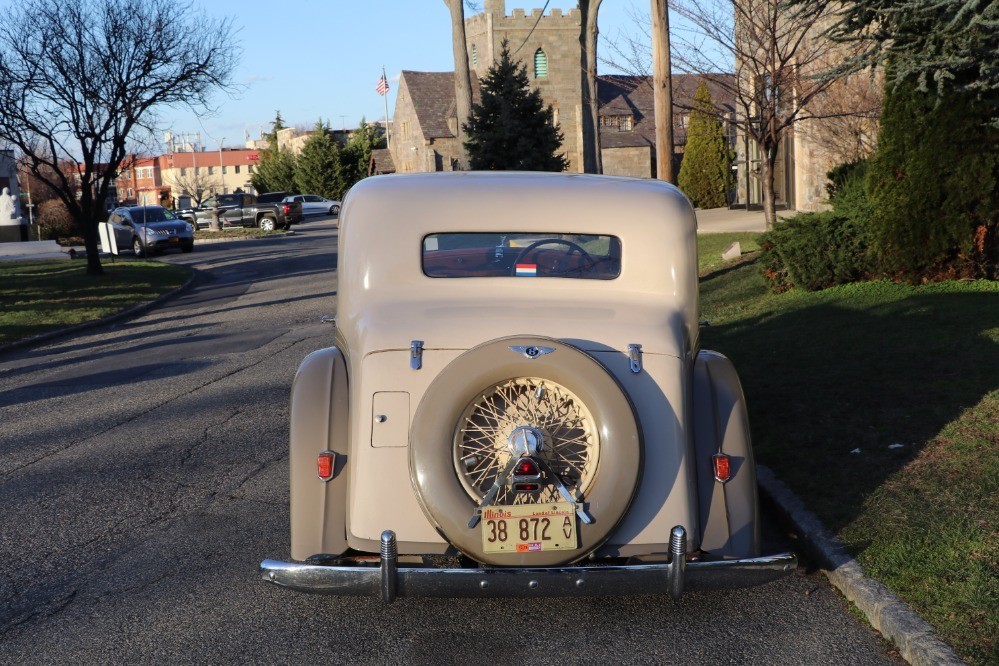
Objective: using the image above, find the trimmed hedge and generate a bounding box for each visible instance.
[760,211,874,292]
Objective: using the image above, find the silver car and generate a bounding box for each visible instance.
[283,194,340,217]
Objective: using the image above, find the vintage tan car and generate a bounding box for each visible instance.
[260,172,796,601]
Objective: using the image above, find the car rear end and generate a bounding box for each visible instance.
[261,172,796,600]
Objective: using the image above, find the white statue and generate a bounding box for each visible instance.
[0,187,19,225]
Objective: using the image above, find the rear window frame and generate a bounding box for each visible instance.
[421,232,622,281]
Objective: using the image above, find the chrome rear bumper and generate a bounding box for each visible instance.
[260,526,797,603]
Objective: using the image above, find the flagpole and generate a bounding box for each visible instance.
[382,65,391,144]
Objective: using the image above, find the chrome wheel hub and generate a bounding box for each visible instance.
[453,377,598,505]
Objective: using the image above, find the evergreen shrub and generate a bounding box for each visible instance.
[677,83,731,208]
[866,79,999,280]
[760,212,873,292]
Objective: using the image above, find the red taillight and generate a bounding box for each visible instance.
[282,204,291,214]
[515,458,540,476]
[513,482,540,492]
[712,453,731,483]
[317,451,336,481]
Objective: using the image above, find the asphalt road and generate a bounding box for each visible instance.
[0,217,899,664]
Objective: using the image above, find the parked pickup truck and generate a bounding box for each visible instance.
[177,193,303,231]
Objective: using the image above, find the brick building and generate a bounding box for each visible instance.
[116,148,262,208]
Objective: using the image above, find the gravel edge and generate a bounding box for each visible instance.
[757,465,966,665]
[0,268,197,356]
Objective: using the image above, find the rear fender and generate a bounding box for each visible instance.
[290,347,349,561]
[692,351,760,558]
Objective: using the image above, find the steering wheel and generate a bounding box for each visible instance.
[510,238,597,276]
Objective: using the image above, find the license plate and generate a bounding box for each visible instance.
[481,502,577,554]
[169,237,179,243]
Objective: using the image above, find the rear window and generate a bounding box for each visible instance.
[422,233,621,279]
[256,192,287,203]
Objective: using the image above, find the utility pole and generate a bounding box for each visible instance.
[218,138,226,195]
[651,0,675,184]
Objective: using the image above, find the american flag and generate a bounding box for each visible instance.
[376,73,390,96]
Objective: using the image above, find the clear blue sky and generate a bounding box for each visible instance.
[76,1,659,151]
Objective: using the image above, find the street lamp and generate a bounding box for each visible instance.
[218,138,226,195]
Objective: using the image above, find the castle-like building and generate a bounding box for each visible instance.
[379,1,870,213]
[383,0,731,180]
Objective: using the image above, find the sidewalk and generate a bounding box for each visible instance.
[695,207,793,234]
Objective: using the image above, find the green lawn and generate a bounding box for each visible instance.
[696,238,998,665]
[696,232,760,274]
[0,259,192,345]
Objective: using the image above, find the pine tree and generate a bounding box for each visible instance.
[342,118,384,188]
[251,111,298,194]
[463,40,569,171]
[831,0,999,121]
[866,76,999,277]
[294,120,344,199]
[677,82,732,208]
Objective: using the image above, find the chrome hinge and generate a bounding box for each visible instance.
[628,343,643,373]
[410,340,424,370]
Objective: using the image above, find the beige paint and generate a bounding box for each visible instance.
[288,172,759,562]
[289,347,349,561]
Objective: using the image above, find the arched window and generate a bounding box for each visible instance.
[471,43,478,68]
[534,48,548,78]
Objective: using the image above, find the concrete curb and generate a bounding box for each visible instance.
[757,465,966,665]
[0,268,197,356]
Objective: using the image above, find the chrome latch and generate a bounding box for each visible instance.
[410,340,424,370]
[628,343,643,373]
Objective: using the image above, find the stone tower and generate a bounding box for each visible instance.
[464,3,584,171]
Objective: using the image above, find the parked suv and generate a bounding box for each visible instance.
[260,172,796,602]
[107,205,193,256]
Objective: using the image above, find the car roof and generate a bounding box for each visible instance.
[336,172,700,358]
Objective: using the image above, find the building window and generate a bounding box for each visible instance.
[534,48,548,78]
[222,166,227,174]
[208,166,214,175]
[248,164,254,173]
[235,165,240,174]
[471,43,478,68]
[180,168,187,176]
[599,114,633,132]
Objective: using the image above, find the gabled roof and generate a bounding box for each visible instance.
[401,71,481,141]
[597,74,735,150]
[369,148,395,175]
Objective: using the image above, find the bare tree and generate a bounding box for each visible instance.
[605,1,865,229]
[445,0,474,169]
[674,0,860,227]
[802,69,883,165]
[166,168,221,209]
[579,0,604,173]
[0,0,238,274]
[650,0,676,183]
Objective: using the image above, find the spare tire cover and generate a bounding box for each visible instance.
[410,335,642,566]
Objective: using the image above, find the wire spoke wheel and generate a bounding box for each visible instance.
[453,377,598,505]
